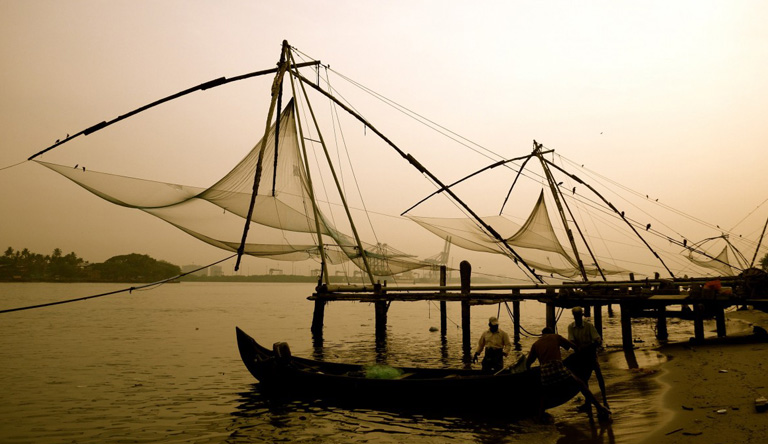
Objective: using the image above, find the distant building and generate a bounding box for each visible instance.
[182,265,208,277]
[209,265,223,277]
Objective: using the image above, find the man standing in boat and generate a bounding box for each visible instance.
[526,327,611,422]
[473,316,512,372]
[568,306,608,409]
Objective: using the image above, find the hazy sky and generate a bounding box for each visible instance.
[2,0,767,279]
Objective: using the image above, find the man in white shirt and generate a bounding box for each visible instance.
[568,306,608,409]
[473,316,512,372]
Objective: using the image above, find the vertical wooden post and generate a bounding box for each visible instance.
[715,305,727,338]
[620,303,639,369]
[311,299,325,334]
[440,266,447,337]
[513,289,521,350]
[656,305,669,341]
[375,301,387,335]
[374,281,387,340]
[584,305,592,317]
[545,288,556,332]
[460,261,472,357]
[693,303,705,342]
[593,304,603,338]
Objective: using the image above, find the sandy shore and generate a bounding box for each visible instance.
[639,308,768,443]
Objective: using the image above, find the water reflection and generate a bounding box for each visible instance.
[311,331,324,361]
[375,329,388,364]
[229,384,557,444]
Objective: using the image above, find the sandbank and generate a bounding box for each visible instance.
[639,309,768,443]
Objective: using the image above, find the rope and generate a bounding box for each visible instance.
[503,301,541,338]
[0,254,236,314]
[0,160,26,172]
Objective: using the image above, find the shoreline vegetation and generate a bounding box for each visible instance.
[0,247,501,284]
[0,247,182,283]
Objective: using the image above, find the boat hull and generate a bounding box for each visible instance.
[235,327,593,414]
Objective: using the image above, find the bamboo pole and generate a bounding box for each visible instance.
[288,51,376,285]
[294,70,543,283]
[284,52,333,285]
[544,158,676,278]
[235,42,290,271]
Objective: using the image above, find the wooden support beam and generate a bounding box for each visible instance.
[546,301,556,332]
[311,299,325,334]
[593,304,603,338]
[460,261,472,357]
[375,301,387,337]
[440,266,447,337]
[693,303,705,342]
[656,306,669,341]
[584,305,592,317]
[620,303,639,369]
[513,290,521,351]
[715,305,727,338]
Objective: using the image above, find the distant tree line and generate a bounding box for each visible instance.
[0,247,181,283]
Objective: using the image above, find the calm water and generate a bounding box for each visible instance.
[0,282,731,443]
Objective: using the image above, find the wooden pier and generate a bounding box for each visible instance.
[309,262,768,368]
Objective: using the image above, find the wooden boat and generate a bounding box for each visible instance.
[236,326,594,414]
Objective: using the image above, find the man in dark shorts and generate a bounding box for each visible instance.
[568,306,608,409]
[526,327,611,421]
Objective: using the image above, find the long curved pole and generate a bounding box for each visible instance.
[293,70,543,283]
[28,61,320,161]
[401,151,551,216]
[543,158,676,278]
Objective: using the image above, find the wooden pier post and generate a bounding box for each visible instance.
[593,304,603,338]
[460,261,472,357]
[545,289,556,332]
[311,299,325,334]
[584,305,592,317]
[374,281,388,340]
[439,266,448,337]
[620,303,639,369]
[693,303,705,342]
[513,290,521,351]
[715,305,727,338]
[656,306,669,341]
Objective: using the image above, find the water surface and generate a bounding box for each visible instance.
[0,282,727,443]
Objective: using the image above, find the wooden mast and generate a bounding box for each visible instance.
[283,47,331,286]
[543,157,676,278]
[293,69,544,283]
[750,216,768,268]
[235,41,291,271]
[288,50,376,285]
[533,141,589,281]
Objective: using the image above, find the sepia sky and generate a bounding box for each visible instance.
[1,0,767,278]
